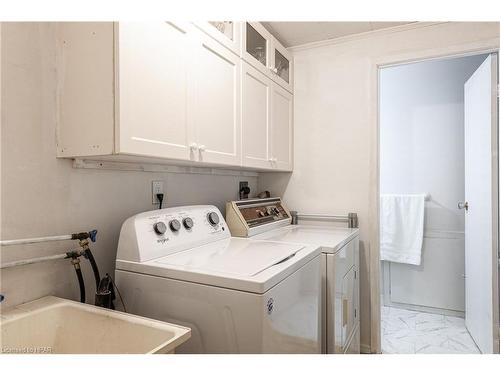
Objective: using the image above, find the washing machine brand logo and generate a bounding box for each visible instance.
[267,298,274,315]
[156,238,169,244]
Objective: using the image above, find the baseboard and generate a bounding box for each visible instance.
[383,300,465,318]
[361,343,375,354]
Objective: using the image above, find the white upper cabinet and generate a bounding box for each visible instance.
[241,62,272,169]
[191,31,241,166]
[241,22,293,93]
[57,22,293,172]
[193,22,241,55]
[241,22,273,78]
[270,82,293,171]
[242,62,293,171]
[117,22,196,161]
[270,38,294,93]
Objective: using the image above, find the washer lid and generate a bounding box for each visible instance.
[155,238,305,277]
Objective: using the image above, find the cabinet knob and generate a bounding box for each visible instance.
[270,67,278,74]
[189,143,198,150]
[198,144,206,152]
[269,157,277,163]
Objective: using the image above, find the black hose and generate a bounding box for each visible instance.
[75,266,85,303]
[84,249,101,290]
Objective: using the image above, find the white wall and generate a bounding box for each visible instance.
[380,55,486,313]
[258,22,500,351]
[0,23,258,309]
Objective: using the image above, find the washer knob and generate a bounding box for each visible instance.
[183,217,194,230]
[169,219,181,232]
[207,212,220,226]
[153,221,167,235]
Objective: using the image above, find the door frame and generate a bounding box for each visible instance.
[370,44,500,354]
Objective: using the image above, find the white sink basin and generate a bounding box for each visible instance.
[0,296,190,354]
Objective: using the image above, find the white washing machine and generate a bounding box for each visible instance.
[226,198,360,354]
[115,205,322,353]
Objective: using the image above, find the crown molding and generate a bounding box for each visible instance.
[289,22,446,53]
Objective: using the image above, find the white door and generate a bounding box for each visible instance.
[193,32,241,166]
[464,54,498,354]
[241,62,273,169]
[270,82,293,171]
[117,22,196,160]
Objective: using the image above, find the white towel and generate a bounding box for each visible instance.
[380,194,425,266]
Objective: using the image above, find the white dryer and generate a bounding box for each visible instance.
[226,198,360,354]
[115,205,322,353]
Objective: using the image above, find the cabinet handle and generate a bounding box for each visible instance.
[198,144,206,152]
[189,143,198,150]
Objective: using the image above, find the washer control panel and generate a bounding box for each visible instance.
[117,205,230,262]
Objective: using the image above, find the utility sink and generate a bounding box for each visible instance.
[0,296,190,354]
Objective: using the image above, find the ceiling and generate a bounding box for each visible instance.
[262,22,415,48]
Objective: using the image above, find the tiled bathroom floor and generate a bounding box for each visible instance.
[381,306,480,354]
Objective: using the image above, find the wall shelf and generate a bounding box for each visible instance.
[73,159,259,177]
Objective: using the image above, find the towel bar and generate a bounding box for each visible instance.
[290,212,358,228]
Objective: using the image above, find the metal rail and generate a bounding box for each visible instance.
[0,230,97,270]
[290,211,358,228]
[0,234,74,247]
[0,230,97,247]
[0,253,70,269]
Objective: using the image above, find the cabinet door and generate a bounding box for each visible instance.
[193,21,241,55]
[270,83,293,171]
[341,267,356,351]
[241,62,273,169]
[353,241,360,326]
[241,22,273,78]
[117,22,196,160]
[193,33,241,166]
[270,38,293,93]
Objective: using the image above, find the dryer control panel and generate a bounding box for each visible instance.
[117,205,230,263]
[226,197,291,237]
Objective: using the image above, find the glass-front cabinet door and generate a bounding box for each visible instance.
[193,21,241,54]
[270,38,293,93]
[241,22,272,77]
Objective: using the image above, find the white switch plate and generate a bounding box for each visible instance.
[152,180,164,204]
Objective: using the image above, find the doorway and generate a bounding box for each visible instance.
[378,53,499,354]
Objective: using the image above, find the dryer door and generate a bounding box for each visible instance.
[262,255,321,353]
[342,267,356,349]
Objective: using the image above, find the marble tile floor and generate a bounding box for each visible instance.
[381,306,480,354]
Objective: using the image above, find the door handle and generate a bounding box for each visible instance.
[458,201,469,211]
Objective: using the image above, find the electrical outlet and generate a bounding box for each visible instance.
[152,180,164,204]
[239,181,249,200]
